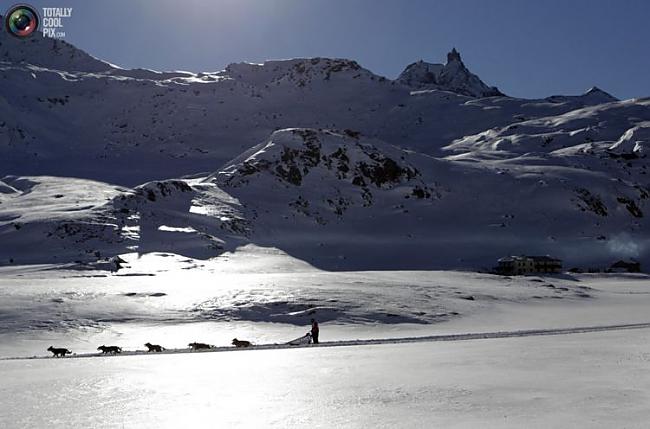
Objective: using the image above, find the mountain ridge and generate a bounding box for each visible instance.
[0,36,626,185]
[1,34,649,270]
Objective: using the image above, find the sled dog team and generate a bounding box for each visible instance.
[47,319,320,357]
[48,339,250,357]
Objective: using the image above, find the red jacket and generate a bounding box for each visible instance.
[311,322,319,334]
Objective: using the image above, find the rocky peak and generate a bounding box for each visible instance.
[397,48,504,98]
[446,47,461,64]
[217,128,420,187]
[213,128,435,217]
[583,86,618,102]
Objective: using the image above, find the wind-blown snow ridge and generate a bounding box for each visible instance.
[5,321,650,361]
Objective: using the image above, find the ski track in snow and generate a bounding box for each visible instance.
[5,321,650,362]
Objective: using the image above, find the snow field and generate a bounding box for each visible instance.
[2,328,649,428]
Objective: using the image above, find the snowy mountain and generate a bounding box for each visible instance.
[396,48,504,97]
[0,30,619,185]
[0,27,113,72]
[544,86,618,105]
[1,33,649,270]
[3,123,649,270]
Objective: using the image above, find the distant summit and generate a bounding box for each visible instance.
[583,86,618,103]
[545,86,619,105]
[0,28,112,72]
[222,57,382,87]
[447,47,462,64]
[397,48,504,98]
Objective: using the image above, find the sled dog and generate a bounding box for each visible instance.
[47,346,72,357]
[97,345,122,354]
[188,342,213,351]
[144,342,164,352]
[231,338,252,348]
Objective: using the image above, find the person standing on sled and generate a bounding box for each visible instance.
[311,318,320,344]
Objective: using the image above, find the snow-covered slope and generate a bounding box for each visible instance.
[445,98,648,155]
[5,123,647,270]
[0,30,112,72]
[0,174,250,265]
[223,57,380,87]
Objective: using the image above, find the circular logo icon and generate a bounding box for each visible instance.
[5,4,39,38]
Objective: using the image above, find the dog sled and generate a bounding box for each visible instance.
[287,332,312,346]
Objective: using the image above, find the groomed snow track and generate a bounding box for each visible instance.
[4,322,650,361]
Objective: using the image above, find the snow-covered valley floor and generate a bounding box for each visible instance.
[2,329,650,428]
[1,247,649,427]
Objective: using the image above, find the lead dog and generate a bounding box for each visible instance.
[188,342,213,351]
[232,338,252,348]
[144,342,164,352]
[97,345,122,355]
[47,346,72,357]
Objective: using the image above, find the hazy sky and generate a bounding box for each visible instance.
[18,0,650,99]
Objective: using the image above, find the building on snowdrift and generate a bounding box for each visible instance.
[496,255,562,275]
[608,260,641,273]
